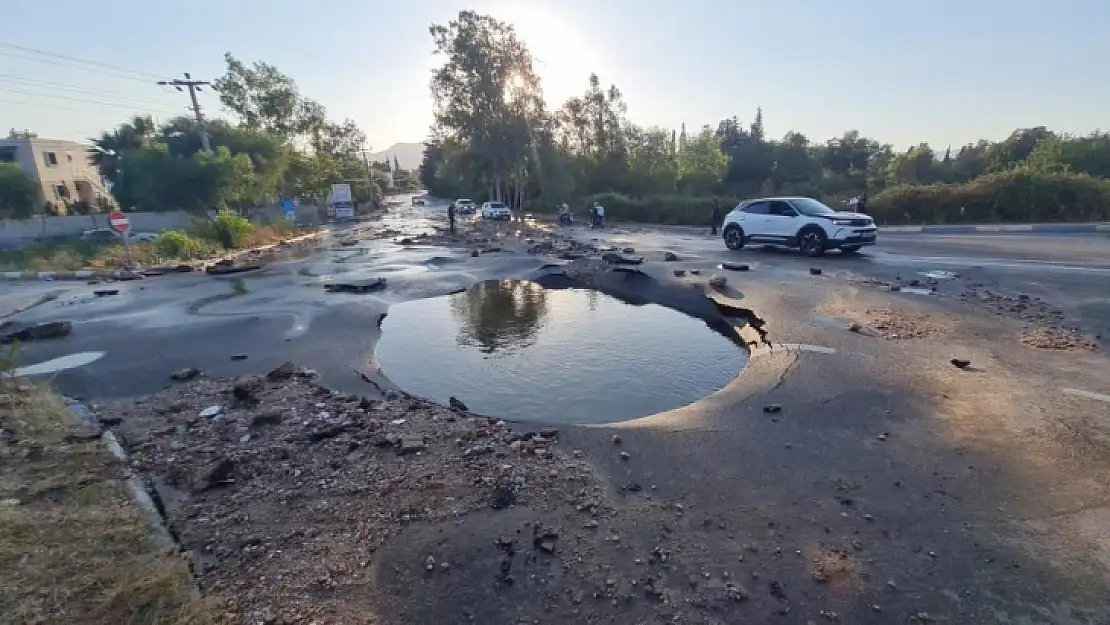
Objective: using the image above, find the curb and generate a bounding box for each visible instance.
[882,223,1110,234]
[1,230,330,283]
[66,401,177,551]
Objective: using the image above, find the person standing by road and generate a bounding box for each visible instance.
[856,190,869,215]
[711,198,722,235]
[593,201,606,228]
[447,202,457,235]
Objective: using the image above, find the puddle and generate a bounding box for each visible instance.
[374,279,748,424]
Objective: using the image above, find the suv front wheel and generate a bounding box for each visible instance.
[798,228,827,257]
[723,225,745,250]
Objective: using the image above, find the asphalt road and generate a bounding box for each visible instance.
[2,214,1107,400]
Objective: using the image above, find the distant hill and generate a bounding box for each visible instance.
[366,142,424,171]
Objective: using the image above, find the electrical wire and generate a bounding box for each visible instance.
[0,40,165,80]
[0,50,157,84]
[0,88,183,115]
[0,75,181,107]
[0,98,177,118]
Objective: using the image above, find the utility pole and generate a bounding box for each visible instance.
[158,73,212,152]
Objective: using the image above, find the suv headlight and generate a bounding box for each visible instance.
[831,219,855,226]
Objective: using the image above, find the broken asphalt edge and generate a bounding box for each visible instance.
[1,229,330,282]
[65,399,200,588]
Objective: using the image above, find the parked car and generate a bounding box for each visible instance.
[481,201,512,220]
[721,196,877,256]
[79,228,158,244]
[453,198,477,215]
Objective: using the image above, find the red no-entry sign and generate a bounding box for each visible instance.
[108,210,130,234]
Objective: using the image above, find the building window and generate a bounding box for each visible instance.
[44,152,58,166]
[53,184,69,200]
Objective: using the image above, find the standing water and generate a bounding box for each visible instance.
[374,279,748,424]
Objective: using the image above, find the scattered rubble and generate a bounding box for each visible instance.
[170,367,201,381]
[1020,327,1098,351]
[862,308,946,340]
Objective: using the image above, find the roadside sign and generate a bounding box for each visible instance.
[108,210,130,234]
[282,198,296,220]
[331,184,352,204]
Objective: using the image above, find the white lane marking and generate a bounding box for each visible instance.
[750,343,837,358]
[13,351,106,376]
[1062,388,1110,403]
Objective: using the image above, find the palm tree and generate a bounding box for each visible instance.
[89,115,155,184]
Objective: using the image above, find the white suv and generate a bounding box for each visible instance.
[481,201,512,220]
[721,196,877,256]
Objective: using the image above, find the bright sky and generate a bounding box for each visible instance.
[2,0,1107,152]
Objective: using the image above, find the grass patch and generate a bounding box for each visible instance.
[0,216,307,273]
[0,376,218,624]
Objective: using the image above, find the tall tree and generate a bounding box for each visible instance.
[215,54,328,141]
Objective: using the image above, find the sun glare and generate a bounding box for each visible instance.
[491,5,604,106]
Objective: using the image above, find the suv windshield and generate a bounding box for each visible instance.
[788,198,837,216]
[488,202,507,209]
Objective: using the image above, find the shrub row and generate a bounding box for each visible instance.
[549,170,1110,226]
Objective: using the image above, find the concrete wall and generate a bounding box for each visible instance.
[0,211,194,246]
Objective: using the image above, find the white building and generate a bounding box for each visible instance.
[0,137,114,209]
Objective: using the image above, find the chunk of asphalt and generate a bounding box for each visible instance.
[93,289,119,297]
[809,267,823,276]
[763,404,782,414]
[721,262,749,272]
[324,277,386,293]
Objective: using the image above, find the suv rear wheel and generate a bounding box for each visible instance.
[723,225,745,250]
[798,228,827,257]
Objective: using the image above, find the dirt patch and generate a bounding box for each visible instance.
[1020,327,1098,351]
[106,369,621,623]
[862,308,947,340]
[0,380,211,625]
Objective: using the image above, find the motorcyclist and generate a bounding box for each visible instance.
[558,203,572,225]
[593,201,606,228]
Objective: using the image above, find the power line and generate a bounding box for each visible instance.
[0,98,179,117]
[0,50,156,84]
[0,40,164,80]
[0,87,183,115]
[0,75,182,107]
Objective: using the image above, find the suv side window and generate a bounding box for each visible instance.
[769,201,796,216]
[741,202,769,215]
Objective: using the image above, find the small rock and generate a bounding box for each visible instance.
[721,262,749,272]
[619,451,630,460]
[612,434,622,445]
[708,275,727,289]
[239,433,251,443]
[673,269,686,277]
[848,323,862,333]
[426,556,436,571]
[950,358,971,369]
[231,353,248,361]
[809,267,823,276]
[470,250,480,257]
[449,396,469,411]
[199,405,222,418]
[663,251,679,262]
[232,375,263,402]
[763,404,782,414]
[198,457,235,490]
[170,367,200,381]
[690,269,701,275]
[250,410,283,427]
[400,437,427,454]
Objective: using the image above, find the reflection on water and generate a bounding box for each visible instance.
[449,280,549,354]
[375,279,748,424]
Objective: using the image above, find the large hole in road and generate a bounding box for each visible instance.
[374,278,749,424]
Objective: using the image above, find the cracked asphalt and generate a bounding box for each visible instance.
[3,200,1110,623]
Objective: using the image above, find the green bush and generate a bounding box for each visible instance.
[154,230,218,260]
[870,169,1110,225]
[193,210,255,249]
[571,193,740,226]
